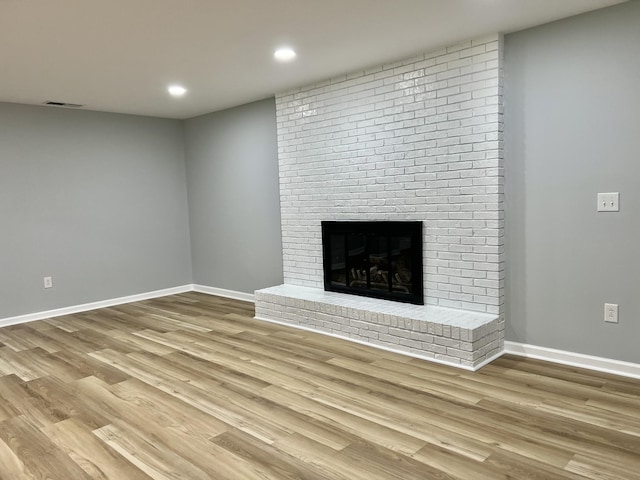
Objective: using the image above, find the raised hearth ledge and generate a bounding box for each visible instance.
[254,284,504,370]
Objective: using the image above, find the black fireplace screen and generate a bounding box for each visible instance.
[321,221,423,305]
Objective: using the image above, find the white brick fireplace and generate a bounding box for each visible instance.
[255,35,505,369]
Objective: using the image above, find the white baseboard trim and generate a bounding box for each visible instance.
[505,341,640,380]
[193,285,255,303]
[0,284,257,329]
[0,285,193,329]
[255,315,502,371]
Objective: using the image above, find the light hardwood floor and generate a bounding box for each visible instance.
[0,292,638,479]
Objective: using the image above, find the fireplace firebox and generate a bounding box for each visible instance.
[321,221,423,305]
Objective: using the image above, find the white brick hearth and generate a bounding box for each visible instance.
[255,34,505,370]
[255,285,501,370]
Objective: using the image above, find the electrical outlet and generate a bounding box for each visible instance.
[43,276,53,289]
[604,303,618,323]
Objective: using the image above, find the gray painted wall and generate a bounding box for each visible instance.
[504,2,640,363]
[0,103,193,318]
[184,98,283,294]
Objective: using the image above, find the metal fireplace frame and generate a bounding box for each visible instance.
[321,221,423,305]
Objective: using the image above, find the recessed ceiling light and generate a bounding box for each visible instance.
[168,85,187,97]
[274,48,296,62]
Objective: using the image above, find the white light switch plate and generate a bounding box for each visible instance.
[597,192,619,212]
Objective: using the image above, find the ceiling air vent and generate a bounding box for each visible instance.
[43,100,84,108]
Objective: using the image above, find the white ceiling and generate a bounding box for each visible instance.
[0,0,624,119]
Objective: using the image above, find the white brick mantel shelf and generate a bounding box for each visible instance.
[255,285,502,370]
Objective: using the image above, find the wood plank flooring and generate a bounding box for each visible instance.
[0,292,638,479]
